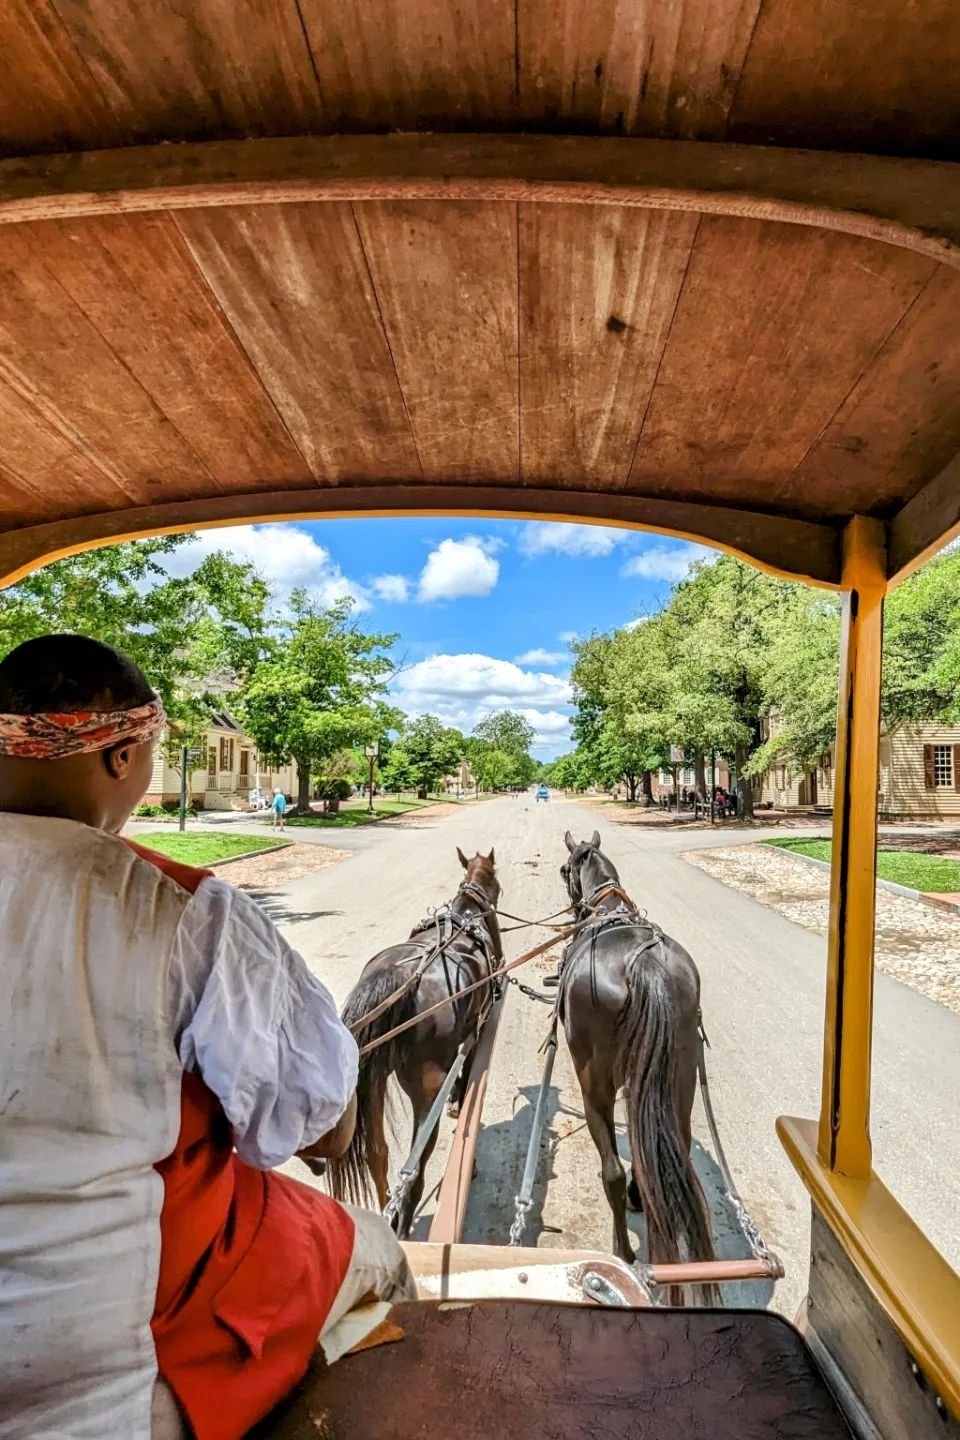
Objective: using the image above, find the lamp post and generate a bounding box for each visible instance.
[365,743,378,814]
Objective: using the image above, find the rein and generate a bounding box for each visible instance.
[356,921,583,1056]
[347,886,500,1036]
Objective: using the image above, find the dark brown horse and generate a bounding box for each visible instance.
[560,831,715,1285]
[327,848,501,1237]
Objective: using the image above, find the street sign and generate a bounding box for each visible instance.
[364,743,378,757]
[185,747,204,765]
[670,745,684,763]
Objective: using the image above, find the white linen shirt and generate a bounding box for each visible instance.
[170,875,358,1168]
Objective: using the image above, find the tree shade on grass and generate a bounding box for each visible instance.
[765,838,960,894]
[134,831,288,865]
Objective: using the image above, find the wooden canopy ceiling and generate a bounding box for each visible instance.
[1,0,959,590]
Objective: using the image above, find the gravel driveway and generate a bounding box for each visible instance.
[684,843,960,1016]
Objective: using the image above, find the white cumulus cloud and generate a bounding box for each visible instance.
[162,523,369,609]
[371,574,410,603]
[514,648,568,667]
[393,653,573,757]
[518,522,630,559]
[620,543,712,582]
[417,537,500,603]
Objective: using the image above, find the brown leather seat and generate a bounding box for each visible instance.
[255,1300,853,1438]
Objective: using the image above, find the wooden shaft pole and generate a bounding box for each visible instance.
[818,516,886,1176]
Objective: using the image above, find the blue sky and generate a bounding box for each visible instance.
[165,517,712,759]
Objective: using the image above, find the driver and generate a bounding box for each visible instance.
[0,634,415,1440]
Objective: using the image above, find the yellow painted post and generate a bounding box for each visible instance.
[818,516,886,1176]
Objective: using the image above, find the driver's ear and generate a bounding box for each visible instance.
[103,743,132,780]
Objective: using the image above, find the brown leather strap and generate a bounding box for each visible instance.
[358,924,582,1057]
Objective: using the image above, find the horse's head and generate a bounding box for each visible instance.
[561,829,614,911]
[456,845,501,908]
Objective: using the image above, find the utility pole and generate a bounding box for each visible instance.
[365,743,378,814]
[179,744,188,832]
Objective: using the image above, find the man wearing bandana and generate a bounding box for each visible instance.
[0,634,415,1440]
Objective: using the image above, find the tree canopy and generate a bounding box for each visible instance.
[238,594,397,810]
[563,546,960,809]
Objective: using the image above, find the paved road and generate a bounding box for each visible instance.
[223,795,960,1318]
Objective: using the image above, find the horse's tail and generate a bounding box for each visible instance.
[326,967,415,1208]
[622,948,716,1299]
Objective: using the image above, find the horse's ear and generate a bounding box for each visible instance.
[590,830,601,849]
[486,847,495,864]
[456,846,470,869]
[564,831,576,854]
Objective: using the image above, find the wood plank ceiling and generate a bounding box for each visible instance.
[1,0,959,586]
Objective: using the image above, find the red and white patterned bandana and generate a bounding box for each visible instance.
[0,698,166,759]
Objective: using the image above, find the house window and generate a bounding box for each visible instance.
[933,744,954,788]
[219,737,234,772]
[207,747,216,779]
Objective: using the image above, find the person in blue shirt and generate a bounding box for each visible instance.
[271,788,287,830]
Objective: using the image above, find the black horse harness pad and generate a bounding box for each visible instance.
[404,899,499,1022]
[559,907,667,1014]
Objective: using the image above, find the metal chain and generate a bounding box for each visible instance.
[508,1197,532,1247]
[505,974,553,1004]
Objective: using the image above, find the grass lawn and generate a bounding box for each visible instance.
[284,797,432,828]
[136,831,288,865]
[765,838,960,893]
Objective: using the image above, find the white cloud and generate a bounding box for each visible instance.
[417,537,500,603]
[518,522,630,559]
[620,542,711,582]
[558,629,579,646]
[514,648,568,667]
[163,523,369,609]
[393,653,573,757]
[371,574,410,604]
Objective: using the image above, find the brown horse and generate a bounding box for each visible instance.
[560,831,715,1287]
[327,848,501,1237]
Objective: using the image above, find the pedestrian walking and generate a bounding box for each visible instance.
[271,788,287,830]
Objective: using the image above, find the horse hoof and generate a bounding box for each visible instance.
[626,1177,643,1212]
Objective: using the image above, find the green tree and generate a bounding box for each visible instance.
[402,715,464,797]
[0,536,274,743]
[381,745,416,795]
[473,710,535,759]
[239,596,397,811]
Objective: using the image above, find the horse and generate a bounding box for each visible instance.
[559,830,715,1288]
[326,847,502,1238]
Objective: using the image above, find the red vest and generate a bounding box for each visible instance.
[127,842,355,1440]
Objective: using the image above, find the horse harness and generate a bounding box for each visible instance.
[404,881,501,1010]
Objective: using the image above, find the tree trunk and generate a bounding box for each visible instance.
[417,785,428,800]
[296,761,311,814]
[625,773,639,803]
[326,796,341,814]
[694,752,707,797]
[734,742,754,818]
[641,770,654,805]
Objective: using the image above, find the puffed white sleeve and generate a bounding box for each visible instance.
[169,876,359,1169]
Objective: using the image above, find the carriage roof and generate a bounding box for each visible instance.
[0,0,959,590]
[3,4,960,1433]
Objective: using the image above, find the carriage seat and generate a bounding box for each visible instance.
[256,1299,853,1438]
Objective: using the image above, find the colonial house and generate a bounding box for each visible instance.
[756,711,960,820]
[143,708,297,811]
[442,757,475,794]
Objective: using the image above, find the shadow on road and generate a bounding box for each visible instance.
[246,889,345,926]
[464,1080,567,1247]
